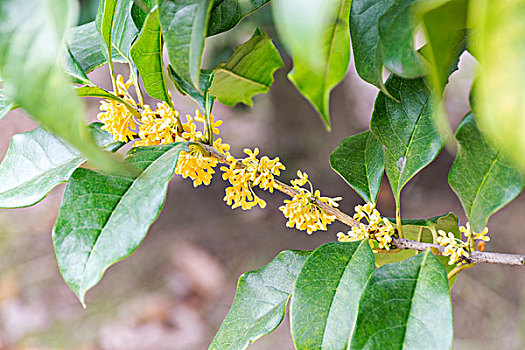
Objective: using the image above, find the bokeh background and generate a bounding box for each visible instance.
[1,2,525,349]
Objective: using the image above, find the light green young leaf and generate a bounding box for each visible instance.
[370,77,443,205]
[0,0,121,172]
[208,0,271,36]
[449,113,524,232]
[159,0,214,87]
[53,143,188,305]
[330,130,384,203]
[273,0,351,129]
[350,251,453,350]
[470,0,525,170]
[130,7,172,106]
[210,250,311,350]
[0,88,13,121]
[0,123,123,209]
[209,28,283,106]
[291,241,375,350]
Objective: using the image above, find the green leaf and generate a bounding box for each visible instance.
[0,88,14,121]
[470,0,525,170]
[377,0,427,78]
[210,250,310,350]
[273,0,351,129]
[63,47,92,85]
[370,77,443,204]
[330,130,384,203]
[169,67,214,113]
[0,0,121,172]
[111,0,139,62]
[207,0,271,36]
[209,28,283,106]
[66,21,127,76]
[53,143,188,305]
[350,251,453,350]
[130,7,172,107]
[0,124,123,209]
[95,0,118,67]
[449,113,524,232]
[159,0,214,87]
[291,241,375,350]
[75,86,141,119]
[420,0,468,96]
[350,0,394,91]
[375,212,461,286]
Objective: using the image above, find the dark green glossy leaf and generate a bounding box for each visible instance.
[159,0,214,87]
[0,88,13,121]
[130,8,172,106]
[291,241,375,350]
[207,0,270,36]
[449,113,524,232]
[0,0,121,172]
[350,0,427,91]
[273,0,351,129]
[350,251,453,350]
[210,250,310,350]
[53,143,188,305]
[75,86,141,119]
[420,0,467,96]
[350,0,394,91]
[378,0,427,78]
[66,21,127,76]
[0,124,123,209]
[169,67,214,113]
[330,130,384,203]
[470,0,525,170]
[370,77,443,204]
[209,28,283,106]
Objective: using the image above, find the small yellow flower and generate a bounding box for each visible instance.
[280,171,339,234]
[135,104,178,147]
[338,202,395,250]
[194,110,222,135]
[459,222,473,238]
[474,227,490,242]
[437,230,456,246]
[176,150,218,187]
[220,148,283,210]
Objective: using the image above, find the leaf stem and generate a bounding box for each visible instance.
[448,263,473,280]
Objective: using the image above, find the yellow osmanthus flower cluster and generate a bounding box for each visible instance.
[337,202,395,250]
[97,75,139,142]
[438,222,489,265]
[221,148,285,210]
[97,75,341,232]
[97,75,230,187]
[175,113,228,187]
[279,171,341,234]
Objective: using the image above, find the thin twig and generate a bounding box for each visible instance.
[200,142,525,267]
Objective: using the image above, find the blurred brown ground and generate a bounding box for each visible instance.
[1,35,525,350]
